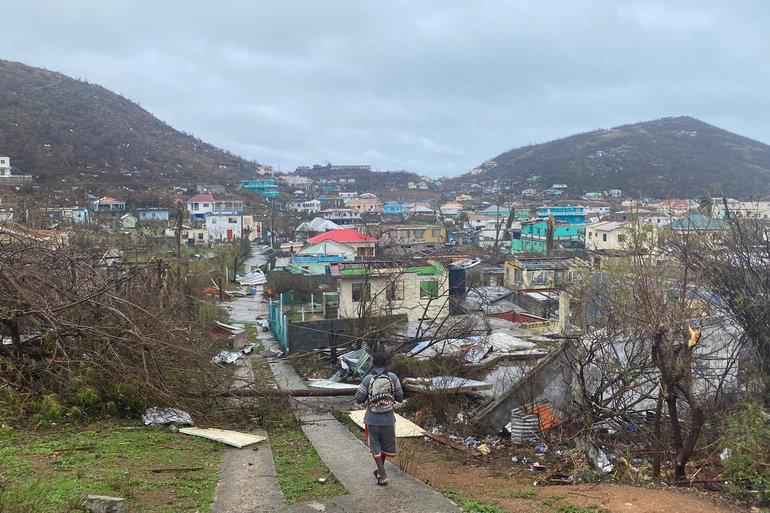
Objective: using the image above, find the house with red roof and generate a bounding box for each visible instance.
[306,228,377,257]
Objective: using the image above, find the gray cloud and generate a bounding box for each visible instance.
[3,0,769,176]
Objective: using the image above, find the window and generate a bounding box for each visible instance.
[617,234,626,243]
[532,271,550,285]
[210,218,217,224]
[386,280,404,301]
[514,269,524,283]
[419,280,439,299]
[588,231,592,239]
[602,233,607,242]
[431,228,441,237]
[229,218,238,224]
[351,283,370,302]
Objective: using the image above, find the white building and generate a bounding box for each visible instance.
[333,260,449,322]
[205,213,262,241]
[522,188,537,197]
[321,208,362,224]
[287,199,321,214]
[586,221,632,251]
[120,213,137,229]
[712,200,770,220]
[0,157,10,178]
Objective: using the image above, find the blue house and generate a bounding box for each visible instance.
[137,208,172,222]
[536,206,587,225]
[383,202,405,215]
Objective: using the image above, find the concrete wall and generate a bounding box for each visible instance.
[472,342,575,434]
[287,314,407,353]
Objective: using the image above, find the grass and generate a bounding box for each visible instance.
[0,422,222,513]
[266,414,346,505]
[542,493,567,507]
[443,488,508,513]
[252,355,346,505]
[557,506,611,513]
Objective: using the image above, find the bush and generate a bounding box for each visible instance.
[723,402,770,505]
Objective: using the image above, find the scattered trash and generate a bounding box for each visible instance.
[338,347,372,377]
[507,408,540,444]
[211,321,246,342]
[142,407,193,427]
[585,442,614,474]
[236,269,267,286]
[534,443,549,454]
[402,376,492,394]
[477,443,491,455]
[532,403,560,431]
[317,477,326,483]
[531,462,547,471]
[212,344,255,364]
[307,379,359,390]
[720,448,732,462]
[82,495,126,513]
[178,427,266,448]
[260,347,283,358]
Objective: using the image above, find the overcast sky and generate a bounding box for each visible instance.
[3,1,769,177]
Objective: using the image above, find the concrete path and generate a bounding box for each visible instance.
[211,429,285,513]
[212,245,460,512]
[266,343,461,513]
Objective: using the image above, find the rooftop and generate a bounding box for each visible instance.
[307,228,377,244]
[331,260,445,277]
[188,193,214,203]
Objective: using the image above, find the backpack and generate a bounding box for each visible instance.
[367,372,396,413]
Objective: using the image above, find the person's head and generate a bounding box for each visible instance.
[372,351,389,369]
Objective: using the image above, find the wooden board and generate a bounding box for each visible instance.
[348,410,425,438]
[179,427,266,448]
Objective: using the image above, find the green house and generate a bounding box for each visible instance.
[510,220,585,255]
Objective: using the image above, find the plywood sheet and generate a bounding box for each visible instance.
[179,427,266,448]
[348,410,425,438]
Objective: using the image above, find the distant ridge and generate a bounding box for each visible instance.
[0,60,260,189]
[452,117,770,198]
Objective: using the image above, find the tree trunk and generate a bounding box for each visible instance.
[652,388,664,480]
[666,390,686,480]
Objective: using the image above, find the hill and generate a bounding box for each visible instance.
[452,117,770,198]
[0,60,260,190]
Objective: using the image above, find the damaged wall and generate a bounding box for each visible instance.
[472,341,575,434]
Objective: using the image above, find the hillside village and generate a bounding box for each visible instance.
[3,143,770,511]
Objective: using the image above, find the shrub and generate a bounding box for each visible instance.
[723,402,770,505]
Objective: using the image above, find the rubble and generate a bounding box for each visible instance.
[82,495,126,513]
[212,344,255,364]
[142,407,193,427]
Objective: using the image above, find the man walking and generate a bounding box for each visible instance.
[355,351,404,486]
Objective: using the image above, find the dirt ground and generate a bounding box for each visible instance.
[395,438,747,513]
